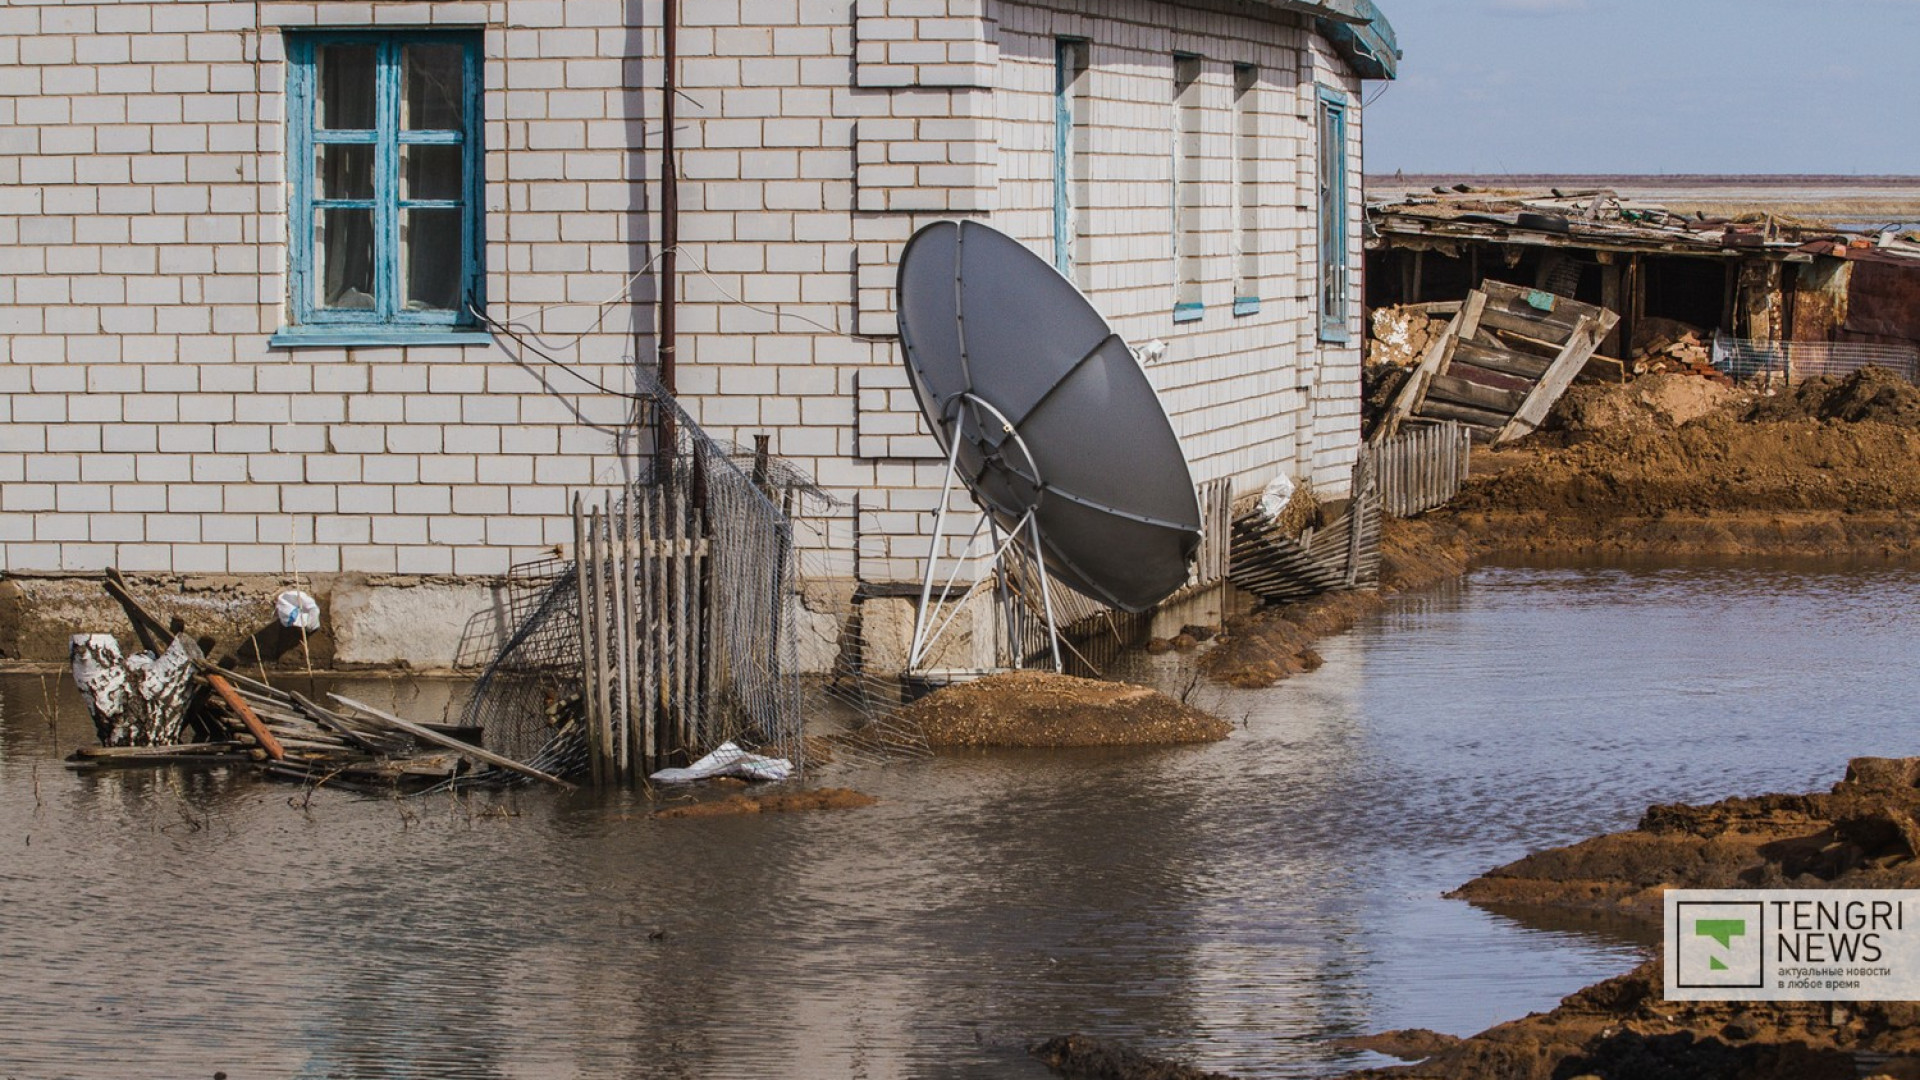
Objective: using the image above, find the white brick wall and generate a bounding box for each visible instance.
[0,0,653,575]
[0,0,1373,590]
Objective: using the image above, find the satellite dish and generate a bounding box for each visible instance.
[895,220,1202,614]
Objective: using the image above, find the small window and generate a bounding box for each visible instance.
[1232,63,1259,315]
[1053,38,1090,283]
[1316,86,1350,342]
[282,30,484,339]
[1172,54,1203,323]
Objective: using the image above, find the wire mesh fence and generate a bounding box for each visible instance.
[1711,332,1920,383]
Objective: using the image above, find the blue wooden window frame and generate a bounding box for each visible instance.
[280,30,485,343]
[1052,37,1087,280]
[1316,85,1350,343]
[1231,62,1259,317]
[1171,53,1204,324]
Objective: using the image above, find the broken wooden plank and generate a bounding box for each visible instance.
[1452,339,1551,379]
[1417,399,1512,429]
[1476,305,1573,343]
[205,671,286,761]
[328,694,577,790]
[1425,374,1526,415]
[1445,362,1535,394]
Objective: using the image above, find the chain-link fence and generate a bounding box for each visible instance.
[1712,332,1920,383]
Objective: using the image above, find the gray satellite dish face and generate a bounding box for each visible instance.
[895,220,1202,613]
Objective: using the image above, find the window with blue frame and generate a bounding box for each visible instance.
[280,30,484,342]
[1316,86,1350,342]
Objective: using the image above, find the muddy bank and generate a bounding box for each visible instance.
[1334,956,1920,1080]
[899,671,1229,748]
[1031,1034,1240,1080]
[1440,369,1920,557]
[1200,515,1471,689]
[1454,756,1920,920]
[654,787,877,819]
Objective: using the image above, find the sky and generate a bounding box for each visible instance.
[1364,0,1920,176]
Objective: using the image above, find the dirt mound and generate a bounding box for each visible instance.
[899,671,1229,748]
[1451,757,1920,919]
[1746,366,1920,426]
[654,787,877,819]
[1333,1029,1464,1062]
[1553,373,1742,433]
[1335,956,1920,1080]
[1443,382,1920,556]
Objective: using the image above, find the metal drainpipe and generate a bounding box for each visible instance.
[656,0,680,461]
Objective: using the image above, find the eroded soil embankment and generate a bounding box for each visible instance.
[1332,956,1920,1080]
[1199,515,1470,689]
[1441,369,1920,557]
[1455,756,1920,919]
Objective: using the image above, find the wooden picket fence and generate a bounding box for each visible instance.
[571,483,712,786]
[1364,420,1471,519]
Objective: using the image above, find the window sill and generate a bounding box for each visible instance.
[269,328,494,349]
[1173,302,1205,324]
[1233,296,1261,317]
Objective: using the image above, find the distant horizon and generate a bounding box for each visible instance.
[1365,173,1920,183]
[1366,3,1920,176]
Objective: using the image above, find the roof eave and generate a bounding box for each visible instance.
[1245,1,1400,80]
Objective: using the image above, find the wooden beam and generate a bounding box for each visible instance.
[329,694,577,790]
[1425,374,1525,415]
[205,671,285,761]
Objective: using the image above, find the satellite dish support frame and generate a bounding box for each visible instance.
[906,393,1065,675]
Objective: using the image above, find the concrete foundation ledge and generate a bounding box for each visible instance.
[0,571,516,672]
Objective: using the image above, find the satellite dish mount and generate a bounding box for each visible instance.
[907,391,1065,674]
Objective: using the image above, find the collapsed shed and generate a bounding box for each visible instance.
[1365,186,1920,382]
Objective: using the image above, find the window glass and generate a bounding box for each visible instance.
[401,144,464,201]
[315,143,375,201]
[316,208,377,309]
[404,45,465,130]
[317,45,377,130]
[402,209,464,312]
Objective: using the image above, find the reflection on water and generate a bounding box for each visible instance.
[5,559,1920,1078]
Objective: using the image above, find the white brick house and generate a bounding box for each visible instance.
[0,0,1397,659]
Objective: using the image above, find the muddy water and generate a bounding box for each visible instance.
[6,561,1920,1079]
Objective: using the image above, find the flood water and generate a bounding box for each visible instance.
[6,559,1920,1079]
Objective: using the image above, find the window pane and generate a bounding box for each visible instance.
[400,143,464,201]
[315,143,375,201]
[316,208,377,310]
[403,45,465,130]
[402,208,463,312]
[317,45,377,130]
